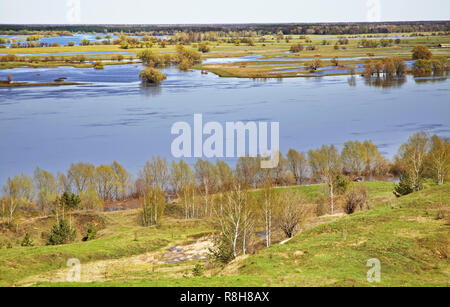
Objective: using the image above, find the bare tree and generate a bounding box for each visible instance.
[426,135,450,185]
[195,159,218,217]
[287,149,309,184]
[308,145,342,214]
[139,156,170,192]
[213,184,254,258]
[397,132,430,191]
[277,190,312,238]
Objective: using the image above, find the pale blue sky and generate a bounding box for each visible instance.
[0,0,449,24]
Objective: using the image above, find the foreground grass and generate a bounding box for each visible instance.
[0,210,213,287]
[33,183,449,287]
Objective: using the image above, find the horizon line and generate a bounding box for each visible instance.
[0,20,449,27]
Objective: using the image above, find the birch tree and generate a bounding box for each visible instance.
[139,156,170,192]
[2,174,34,223]
[426,135,450,185]
[34,167,58,215]
[287,149,309,185]
[194,159,218,217]
[141,188,165,226]
[214,184,254,259]
[397,132,430,191]
[308,145,342,214]
[67,162,95,194]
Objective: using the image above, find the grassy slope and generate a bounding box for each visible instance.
[2,182,448,287]
[34,182,449,287]
[0,210,213,286]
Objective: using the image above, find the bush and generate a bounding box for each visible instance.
[198,42,210,53]
[333,174,351,195]
[92,61,104,70]
[47,220,77,246]
[393,175,415,197]
[82,223,97,241]
[179,58,192,71]
[139,67,167,84]
[290,43,304,53]
[192,264,204,277]
[21,233,34,247]
[208,235,234,264]
[344,186,368,214]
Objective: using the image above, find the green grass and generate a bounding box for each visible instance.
[35,182,449,287]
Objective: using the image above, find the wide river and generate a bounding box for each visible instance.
[0,63,449,183]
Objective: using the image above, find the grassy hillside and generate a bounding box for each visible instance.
[1,182,448,287]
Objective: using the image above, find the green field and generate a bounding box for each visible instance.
[2,33,450,79]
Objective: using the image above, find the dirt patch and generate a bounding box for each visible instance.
[20,237,213,285]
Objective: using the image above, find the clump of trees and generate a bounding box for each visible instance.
[363,58,406,77]
[412,45,433,60]
[140,188,165,226]
[394,132,449,197]
[290,43,304,53]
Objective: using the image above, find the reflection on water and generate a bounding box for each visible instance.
[140,84,163,97]
[0,64,449,184]
[363,75,407,88]
[414,72,449,84]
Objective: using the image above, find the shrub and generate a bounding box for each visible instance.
[309,57,322,71]
[344,186,368,214]
[393,175,415,197]
[192,264,204,277]
[208,235,234,264]
[137,49,155,65]
[198,42,210,53]
[139,67,167,84]
[21,233,34,247]
[413,59,433,75]
[47,220,77,246]
[179,58,191,71]
[290,43,304,53]
[74,54,86,64]
[334,174,351,195]
[92,61,104,70]
[82,223,97,241]
[80,39,91,46]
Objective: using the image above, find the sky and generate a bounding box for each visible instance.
[0,0,449,24]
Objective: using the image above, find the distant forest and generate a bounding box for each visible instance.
[0,21,449,35]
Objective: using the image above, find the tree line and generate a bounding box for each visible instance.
[1,132,448,224]
[0,21,448,36]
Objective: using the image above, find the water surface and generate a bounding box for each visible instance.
[0,63,449,183]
